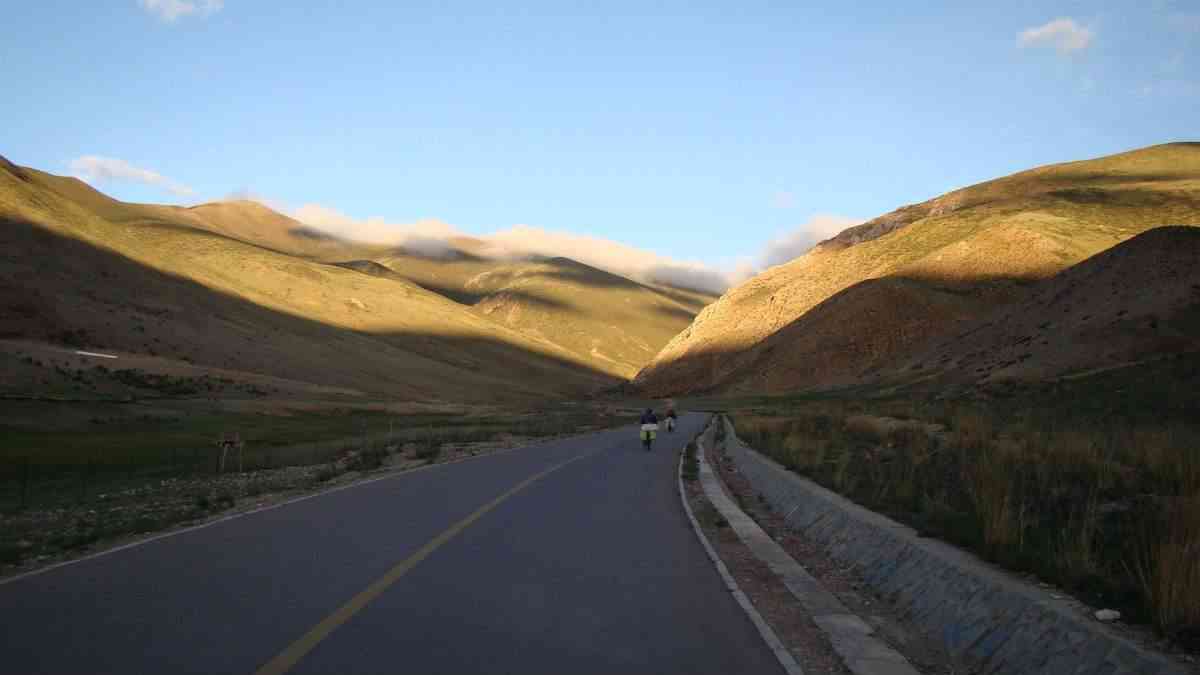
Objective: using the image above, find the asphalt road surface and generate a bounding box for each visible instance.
[0,413,782,674]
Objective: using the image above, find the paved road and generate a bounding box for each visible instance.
[0,413,783,674]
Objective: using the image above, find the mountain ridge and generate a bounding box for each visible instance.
[634,142,1200,396]
[0,157,712,402]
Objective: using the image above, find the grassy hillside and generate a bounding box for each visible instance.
[2,156,695,404]
[370,247,717,379]
[181,200,382,260]
[635,142,1200,395]
[886,226,1200,391]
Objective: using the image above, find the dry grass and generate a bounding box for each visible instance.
[725,386,1200,644]
[1133,498,1200,636]
[0,158,709,404]
[0,404,632,569]
[637,143,1200,397]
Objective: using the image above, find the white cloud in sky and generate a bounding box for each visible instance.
[138,0,224,22]
[290,205,732,293]
[292,204,460,257]
[486,225,731,294]
[68,155,195,197]
[222,188,290,213]
[1018,18,1094,54]
[288,204,864,295]
[729,259,760,284]
[760,214,861,269]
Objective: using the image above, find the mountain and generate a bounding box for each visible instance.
[634,143,1200,396]
[889,226,1200,389]
[464,256,706,379]
[361,242,716,379]
[0,156,711,403]
[180,200,378,260]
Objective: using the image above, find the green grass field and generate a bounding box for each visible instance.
[0,400,647,570]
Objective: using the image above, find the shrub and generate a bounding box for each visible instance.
[728,398,1200,641]
[682,441,699,482]
[1133,497,1200,642]
[313,466,340,483]
[414,441,441,462]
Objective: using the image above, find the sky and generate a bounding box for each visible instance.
[3,1,1198,290]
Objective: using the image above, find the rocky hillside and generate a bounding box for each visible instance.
[0,156,711,403]
[889,226,1200,390]
[634,143,1200,395]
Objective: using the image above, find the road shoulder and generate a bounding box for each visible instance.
[679,423,850,674]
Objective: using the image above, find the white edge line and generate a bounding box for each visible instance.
[677,417,806,675]
[0,428,613,588]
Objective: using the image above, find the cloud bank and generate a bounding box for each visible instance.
[486,225,731,294]
[138,0,224,22]
[290,205,732,294]
[69,155,195,197]
[1018,18,1094,54]
[288,203,863,295]
[760,214,861,269]
[292,204,461,258]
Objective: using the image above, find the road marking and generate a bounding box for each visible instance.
[253,449,597,675]
[0,429,608,588]
[73,350,118,359]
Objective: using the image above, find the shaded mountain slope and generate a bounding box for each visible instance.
[635,143,1200,395]
[0,158,622,401]
[887,226,1200,389]
[181,200,377,260]
[465,257,708,378]
[367,247,717,379]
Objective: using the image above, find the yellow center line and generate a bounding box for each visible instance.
[253,449,596,675]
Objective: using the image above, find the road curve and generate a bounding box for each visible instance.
[0,413,782,674]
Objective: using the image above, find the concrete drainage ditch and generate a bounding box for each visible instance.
[715,416,1191,675]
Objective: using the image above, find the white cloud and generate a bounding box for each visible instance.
[729,258,759,284]
[292,204,459,256]
[291,206,733,293]
[1018,18,1094,54]
[760,214,860,269]
[289,203,864,295]
[68,155,195,197]
[221,188,291,213]
[486,225,731,294]
[138,0,223,22]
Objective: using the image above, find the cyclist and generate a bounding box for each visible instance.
[639,408,659,451]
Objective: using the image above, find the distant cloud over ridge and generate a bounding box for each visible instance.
[1018,18,1094,54]
[286,202,865,295]
[761,214,861,268]
[486,225,731,294]
[292,204,460,258]
[291,204,733,294]
[68,155,195,196]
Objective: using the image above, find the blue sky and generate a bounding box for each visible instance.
[3,1,1198,286]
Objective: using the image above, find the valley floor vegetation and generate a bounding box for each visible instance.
[0,403,634,572]
[714,352,1200,648]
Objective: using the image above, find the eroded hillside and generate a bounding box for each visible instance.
[0,157,711,402]
[635,143,1200,395]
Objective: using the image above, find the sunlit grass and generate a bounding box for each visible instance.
[719,358,1200,643]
